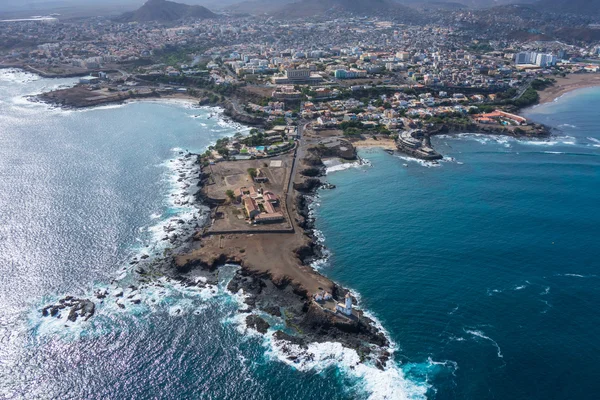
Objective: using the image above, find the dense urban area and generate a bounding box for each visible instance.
[2,0,600,160]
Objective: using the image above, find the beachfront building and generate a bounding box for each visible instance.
[475,110,527,125]
[336,293,353,316]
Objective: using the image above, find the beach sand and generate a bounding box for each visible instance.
[538,74,600,104]
[352,138,396,150]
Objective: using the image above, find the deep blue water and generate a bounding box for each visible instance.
[315,88,600,399]
[1,68,599,399]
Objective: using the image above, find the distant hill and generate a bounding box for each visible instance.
[532,0,600,16]
[117,0,218,22]
[224,0,296,15]
[398,0,534,8]
[274,0,420,19]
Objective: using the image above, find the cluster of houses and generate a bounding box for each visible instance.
[233,184,285,224]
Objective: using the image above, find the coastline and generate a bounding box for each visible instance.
[31,81,397,375]
[537,73,600,104]
[23,66,579,394]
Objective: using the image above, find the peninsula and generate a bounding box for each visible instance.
[19,0,600,368]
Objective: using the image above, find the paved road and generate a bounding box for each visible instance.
[283,121,310,231]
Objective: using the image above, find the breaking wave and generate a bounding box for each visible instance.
[464,329,504,360]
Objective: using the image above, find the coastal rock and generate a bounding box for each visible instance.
[293,178,322,193]
[263,306,282,317]
[300,167,323,178]
[245,315,270,334]
[41,297,95,322]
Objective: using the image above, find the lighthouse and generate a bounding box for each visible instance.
[336,293,353,316]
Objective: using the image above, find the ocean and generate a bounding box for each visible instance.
[0,68,598,399]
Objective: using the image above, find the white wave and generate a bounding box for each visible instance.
[540,287,550,295]
[0,68,41,83]
[394,155,441,168]
[265,333,429,400]
[70,103,128,113]
[448,305,459,315]
[464,329,503,359]
[513,285,526,291]
[559,124,577,129]
[324,158,370,174]
[29,277,220,339]
[539,299,552,314]
[587,137,600,147]
[486,288,502,296]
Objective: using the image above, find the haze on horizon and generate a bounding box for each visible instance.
[0,0,530,15]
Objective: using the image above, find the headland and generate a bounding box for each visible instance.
[32,68,555,369]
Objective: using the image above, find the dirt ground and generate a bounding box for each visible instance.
[205,156,290,200]
[178,232,334,295]
[205,154,293,232]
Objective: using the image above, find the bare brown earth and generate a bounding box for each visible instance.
[538,73,600,104]
[176,232,334,295]
[175,143,345,297]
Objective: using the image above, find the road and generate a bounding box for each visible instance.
[283,121,310,231]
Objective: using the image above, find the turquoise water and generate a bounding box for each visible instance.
[1,67,599,399]
[315,88,600,398]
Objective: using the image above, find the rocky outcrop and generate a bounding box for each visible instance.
[176,253,242,273]
[41,297,95,322]
[300,167,323,177]
[293,178,322,193]
[246,315,270,334]
[222,103,266,127]
[307,140,357,160]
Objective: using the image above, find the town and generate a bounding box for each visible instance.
[3,2,599,160]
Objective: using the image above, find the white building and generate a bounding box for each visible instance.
[535,53,557,67]
[515,52,537,65]
[336,293,353,316]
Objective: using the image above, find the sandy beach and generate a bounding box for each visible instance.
[538,73,600,104]
[352,137,396,150]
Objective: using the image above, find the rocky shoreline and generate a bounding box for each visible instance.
[396,121,552,161]
[38,117,393,368]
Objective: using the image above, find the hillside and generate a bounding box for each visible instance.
[117,0,218,22]
[533,0,600,16]
[224,0,296,15]
[274,0,420,19]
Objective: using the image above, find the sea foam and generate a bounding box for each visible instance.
[265,333,430,400]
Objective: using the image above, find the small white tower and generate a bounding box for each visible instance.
[336,293,353,316]
[344,293,352,314]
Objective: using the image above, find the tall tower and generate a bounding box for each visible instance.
[344,293,352,315]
